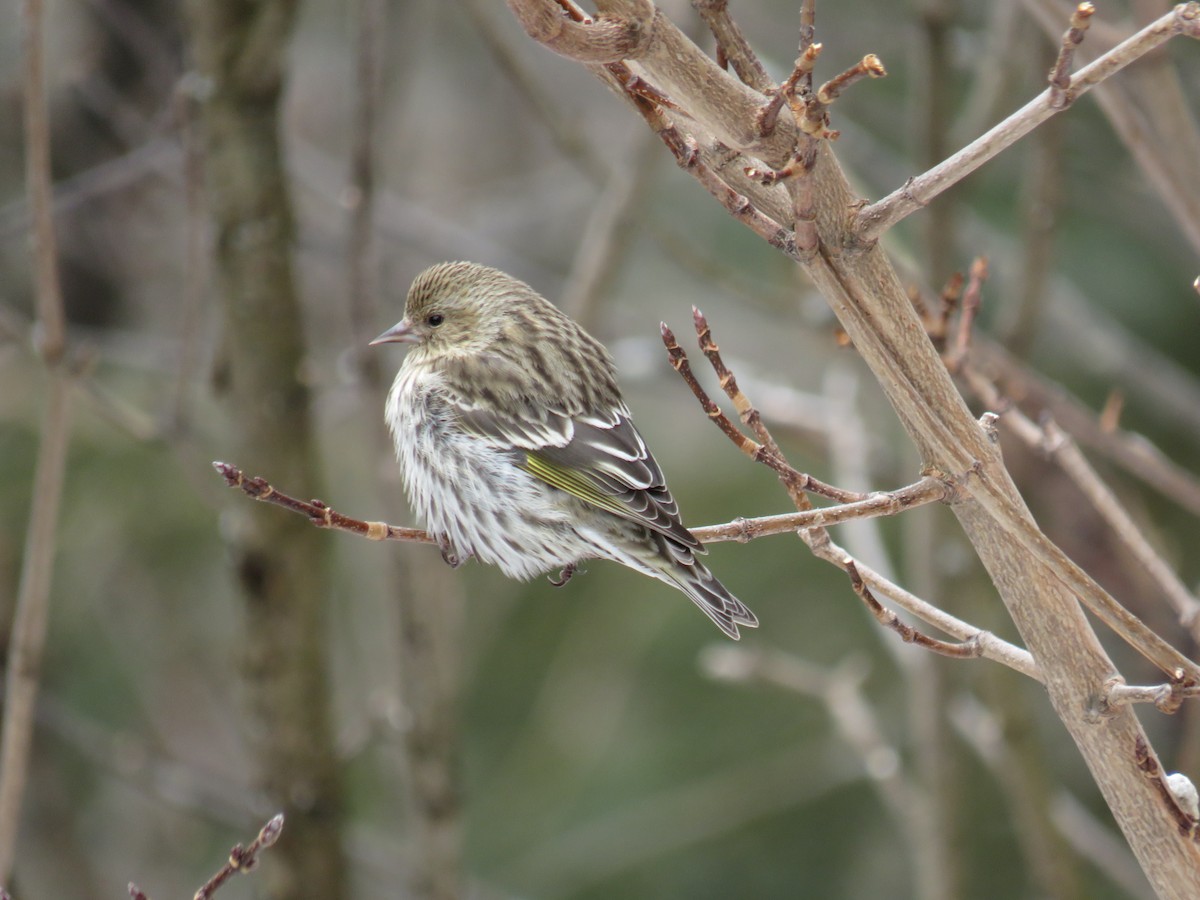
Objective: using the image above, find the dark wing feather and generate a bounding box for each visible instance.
[531,414,702,552]
[447,392,702,552]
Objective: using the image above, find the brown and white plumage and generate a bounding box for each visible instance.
[372,261,758,639]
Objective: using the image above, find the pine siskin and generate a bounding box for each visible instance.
[371,261,758,639]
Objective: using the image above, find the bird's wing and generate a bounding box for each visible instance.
[452,397,703,553]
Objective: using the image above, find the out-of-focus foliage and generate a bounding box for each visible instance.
[3,1,1199,897]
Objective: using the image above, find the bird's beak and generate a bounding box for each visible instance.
[369,319,420,345]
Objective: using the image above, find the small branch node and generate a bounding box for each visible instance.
[192,813,285,900]
[815,54,887,105]
[978,411,1001,443]
[1135,735,1200,837]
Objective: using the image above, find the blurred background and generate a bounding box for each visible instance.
[3,0,1200,897]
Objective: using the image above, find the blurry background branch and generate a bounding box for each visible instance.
[0,0,74,883]
[183,0,347,897]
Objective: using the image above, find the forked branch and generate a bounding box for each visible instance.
[854,3,1200,242]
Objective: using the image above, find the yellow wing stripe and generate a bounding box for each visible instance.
[522,452,628,518]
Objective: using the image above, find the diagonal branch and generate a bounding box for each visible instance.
[960,370,1200,642]
[853,3,1200,243]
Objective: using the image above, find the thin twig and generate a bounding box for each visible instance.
[815,54,887,107]
[961,368,1200,681]
[755,42,817,139]
[0,378,72,882]
[1105,680,1200,714]
[797,0,817,96]
[853,3,1198,243]
[1025,0,1200,259]
[817,541,1039,680]
[962,368,1200,642]
[843,559,983,660]
[664,314,1041,678]
[1040,418,1200,636]
[0,0,74,882]
[213,462,434,544]
[659,321,863,503]
[131,814,285,900]
[969,336,1200,519]
[692,478,949,544]
[21,0,64,363]
[193,814,285,900]
[1048,2,1096,108]
[944,255,988,372]
[624,89,798,255]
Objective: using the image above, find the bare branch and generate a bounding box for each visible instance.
[192,814,285,900]
[691,0,773,92]
[969,337,1200,519]
[1024,0,1200,259]
[1040,418,1200,637]
[213,462,435,544]
[132,814,285,900]
[854,3,1198,242]
[961,369,1200,647]
[1105,679,1200,714]
[847,555,1041,681]
[0,0,74,881]
[842,558,983,660]
[0,377,72,882]
[657,316,864,504]
[944,256,988,373]
[1048,2,1096,107]
[21,0,64,363]
[692,478,950,544]
[958,369,1200,683]
[663,315,1039,679]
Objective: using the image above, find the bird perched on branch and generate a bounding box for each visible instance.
[371,261,758,639]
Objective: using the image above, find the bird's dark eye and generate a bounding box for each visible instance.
[427,314,444,327]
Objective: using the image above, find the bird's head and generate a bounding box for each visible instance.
[370,261,538,357]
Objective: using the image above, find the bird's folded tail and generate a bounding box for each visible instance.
[658,555,758,640]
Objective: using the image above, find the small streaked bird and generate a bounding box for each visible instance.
[371,262,758,639]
